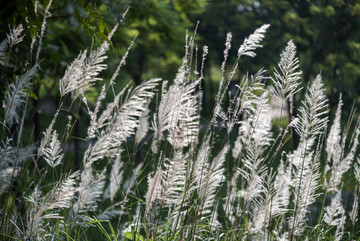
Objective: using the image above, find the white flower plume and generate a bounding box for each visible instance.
[238,24,270,58]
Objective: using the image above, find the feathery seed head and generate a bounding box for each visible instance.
[5,64,37,127]
[7,24,25,48]
[238,24,270,58]
[270,39,302,102]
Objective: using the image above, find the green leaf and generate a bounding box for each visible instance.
[87,220,112,240]
[16,0,41,37]
[94,29,114,50]
[97,18,105,33]
[123,230,144,241]
[108,222,117,241]
[28,92,38,101]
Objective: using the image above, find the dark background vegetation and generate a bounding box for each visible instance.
[1,0,359,145]
[1,0,360,131]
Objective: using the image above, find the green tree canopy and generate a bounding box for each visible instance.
[197,0,360,114]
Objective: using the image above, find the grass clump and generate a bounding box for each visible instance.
[1,8,360,241]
